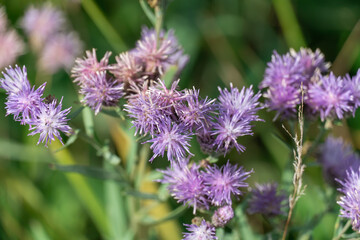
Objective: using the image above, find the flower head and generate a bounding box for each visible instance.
[345,69,360,111]
[146,121,192,162]
[1,65,30,94]
[0,29,25,69]
[211,205,234,227]
[159,160,209,213]
[28,98,72,147]
[20,4,65,50]
[134,27,188,76]
[72,49,111,85]
[337,167,360,232]
[307,72,353,120]
[203,161,253,206]
[318,136,360,185]
[247,183,287,217]
[182,220,217,240]
[79,71,124,115]
[39,32,82,74]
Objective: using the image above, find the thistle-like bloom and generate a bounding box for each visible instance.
[182,220,217,240]
[28,98,72,147]
[124,87,173,136]
[1,66,44,124]
[109,52,144,89]
[337,167,360,232]
[203,161,253,206]
[318,136,360,185]
[247,183,287,217]
[345,69,360,111]
[307,72,353,121]
[72,49,111,85]
[211,205,234,227]
[211,84,262,155]
[39,32,82,74]
[178,88,216,130]
[146,121,192,162]
[217,84,262,121]
[159,161,209,213]
[134,27,188,76]
[80,71,124,115]
[0,29,25,69]
[20,4,64,50]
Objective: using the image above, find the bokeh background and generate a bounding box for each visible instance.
[0,0,359,239]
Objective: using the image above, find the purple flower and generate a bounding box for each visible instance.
[109,52,144,88]
[178,88,216,130]
[337,167,360,232]
[203,161,253,206]
[217,84,262,121]
[133,27,188,76]
[124,87,173,136]
[39,32,82,74]
[307,72,353,121]
[146,121,192,162]
[247,183,287,217]
[72,49,111,85]
[212,113,252,154]
[79,71,124,115]
[345,69,360,111]
[183,220,217,240]
[159,160,209,213]
[20,4,65,50]
[318,136,360,186]
[289,48,330,79]
[28,98,72,147]
[0,29,25,69]
[148,79,185,110]
[1,66,45,124]
[211,205,234,227]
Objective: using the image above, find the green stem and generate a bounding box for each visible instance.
[333,220,352,240]
[81,0,127,52]
[155,5,163,47]
[139,0,156,26]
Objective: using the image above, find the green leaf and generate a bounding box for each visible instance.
[235,205,260,240]
[162,65,178,87]
[100,107,125,119]
[140,205,187,226]
[139,0,156,26]
[53,129,80,153]
[68,106,84,120]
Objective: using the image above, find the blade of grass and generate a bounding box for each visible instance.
[273,0,306,48]
[81,0,127,52]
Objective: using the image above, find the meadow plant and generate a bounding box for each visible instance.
[1,1,360,240]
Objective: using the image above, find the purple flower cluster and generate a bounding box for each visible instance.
[337,167,360,232]
[211,205,234,227]
[318,136,360,186]
[159,159,252,214]
[260,48,360,120]
[247,183,287,217]
[0,7,25,69]
[110,27,188,94]
[20,4,82,74]
[183,220,217,240]
[0,65,72,146]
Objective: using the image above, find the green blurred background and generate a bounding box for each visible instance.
[0,0,359,239]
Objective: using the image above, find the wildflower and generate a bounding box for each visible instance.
[337,167,360,232]
[38,32,82,74]
[247,183,287,217]
[203,161,253,206]
[211,205,234,227]
[1,66,45,124]
[318,136,360,185]
[133,27,188,76]
[28,97,72,147]
[182,220,217,240]
[146,121,192,162]
[0,29,25,69]
[178,88,216,130]
[345,69,360,111]
[72,49,111,85]
[20,4,65,50]
[159,160,209,213]
[79,71,124,115]
[307,72,353,120]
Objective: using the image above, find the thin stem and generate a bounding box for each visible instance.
[333,220,352,240]
[155,5,163,47]
[282,86,307,240]
[139,0,156,26]
[81,0,127,52]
